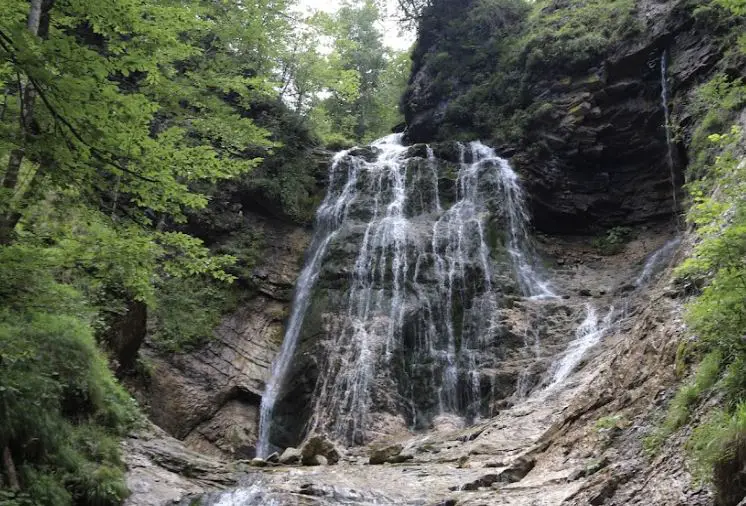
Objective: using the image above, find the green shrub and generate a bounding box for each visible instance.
[645,350,723,452]
[148,275,238,353]
[0,245,137,505]
[686,402,746,504]
[591,226,634,255]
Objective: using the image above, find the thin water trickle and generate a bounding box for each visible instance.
[635,237,681,287]
[661,51,679,224]
[545,304,615,391]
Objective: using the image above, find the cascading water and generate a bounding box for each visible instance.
[635,237,681,287]
[661,50,679,222]
[254,135,554,447]
[256,146,368,457]
[545,304,615,391]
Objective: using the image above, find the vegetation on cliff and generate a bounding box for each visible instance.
[654,0,746,501]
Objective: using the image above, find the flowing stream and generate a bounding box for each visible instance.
[636,237,681,287]
[545,304,615,391]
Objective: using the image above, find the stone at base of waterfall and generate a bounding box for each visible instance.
[248,457,267,467]
[265,452,280,464]
[279,447,302,465]
[451,456,536,491]
[369,444,402,465]
[300,436,340,465]
[431,414,465,433]
[308,454,328,466]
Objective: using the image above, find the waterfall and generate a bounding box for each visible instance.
[482,144,555,300]
[256,144,370,457]
[288,137,552,444]
[635,237,681,287]
[661,51,679,222]
[545,304,615,390]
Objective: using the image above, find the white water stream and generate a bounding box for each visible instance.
[661,51,679,222]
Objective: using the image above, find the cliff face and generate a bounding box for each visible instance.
[402,0,736,233]
[129,213,311,460]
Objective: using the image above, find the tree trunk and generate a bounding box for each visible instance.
[0,0,52,244]
[27,0,43,33]
[2,445,20,491]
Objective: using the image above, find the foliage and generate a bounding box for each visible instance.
[591,226,634,255]
[658,21,746,489]
[645,350,723,452]
[148,275,238,353]
[521,0,640,74]
[404,0,639,143]
[685,75,746,178]
[0,244,138,505]
[0,0,360,501]
[293,1,410,144]
[595,414,628,431]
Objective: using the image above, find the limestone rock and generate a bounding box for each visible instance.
[123,424,236,506]
[249,457,267,467]
[279,447,302,465]
[369,444,403,465]
[127,212,311,460]
[308,454,328,466]
[266,452,280,464]
[300,436,341,465]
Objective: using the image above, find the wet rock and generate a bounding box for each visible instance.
[369,444,403,465]
[249,457,267,467]
[300,436,341,465]
[265,452,280,464]
[579,288,593,297]
[454,455,536,491]
[498,456,536,483]
[279,447,302,465]
[484,460,506,468]
[308,454,328,466]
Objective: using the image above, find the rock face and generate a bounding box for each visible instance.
[130,212,311,460]
[123,424,236,506]
[402,0,728,234]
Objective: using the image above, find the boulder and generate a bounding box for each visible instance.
[249,457,267,467]
[279,447,302,465]
[307,454,328,466]
[265,452,280,464]
[369,444,403,465]
[300,436,340,465]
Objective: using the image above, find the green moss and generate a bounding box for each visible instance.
[595,414,627,431]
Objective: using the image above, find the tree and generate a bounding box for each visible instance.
[0,0,294,500]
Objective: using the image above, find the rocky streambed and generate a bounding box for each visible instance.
[124,228,701,506]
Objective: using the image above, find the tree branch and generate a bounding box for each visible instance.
[0,28,157,184]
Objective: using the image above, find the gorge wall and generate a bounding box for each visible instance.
[403,0,739,233]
